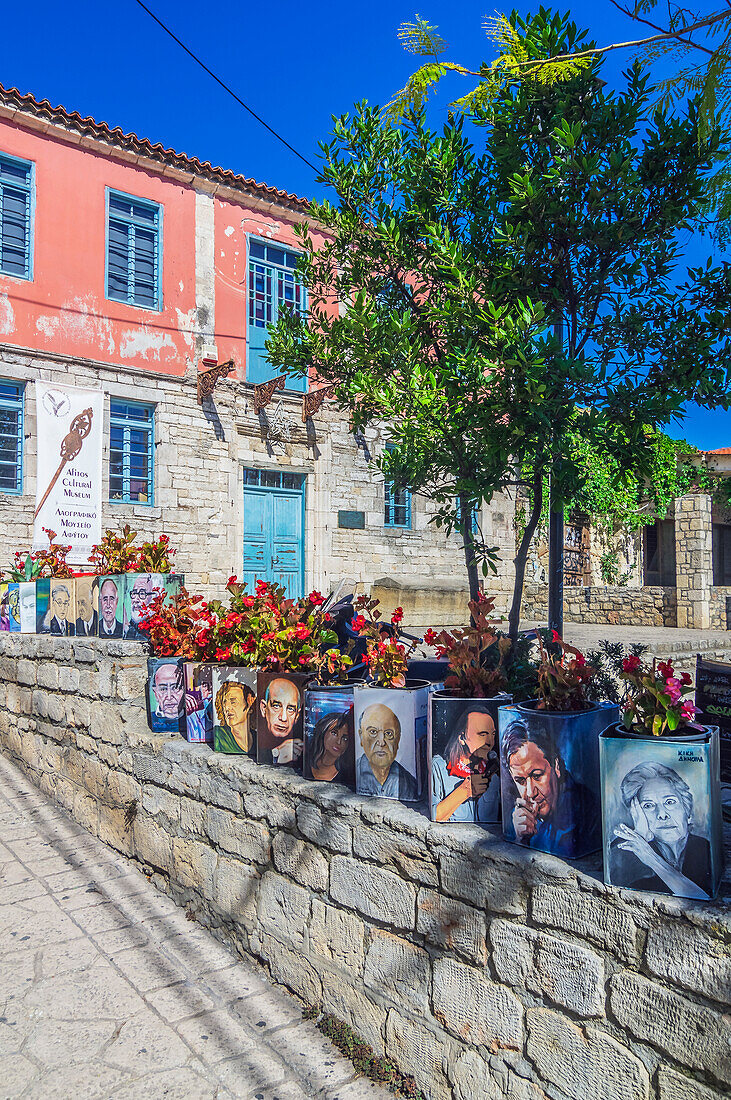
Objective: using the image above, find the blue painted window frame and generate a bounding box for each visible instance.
[0,380,24,495]
[246,236,307,391]
[109,400,154,505]
[105,189,162,311]
[384,445,412,529]
[0,151,34,281]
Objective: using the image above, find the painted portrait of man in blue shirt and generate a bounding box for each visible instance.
[356,701,417,800]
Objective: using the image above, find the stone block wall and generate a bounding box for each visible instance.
[675,494,713,630]
[0,634,729,1100]
[710,587,731,631]
[522,584,678,627]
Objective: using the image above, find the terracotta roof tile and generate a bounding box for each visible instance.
[0,82,310,212]
[705,447,731,455]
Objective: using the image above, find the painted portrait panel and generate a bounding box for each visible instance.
[19,582,36,634]
[74,574,98,637]
[35,579,51,634]
[147,656,186,734]
[428,694,506,824]
[257,670,311,770]
[304,686,355,787]
[49,578,75,636]
[498,702,617,859]
[7,584,20,632]
[600,731,722,901]
[212,667,257,756]
[183,662,215,744]
[353,685,424,802]
[97,575,125,638]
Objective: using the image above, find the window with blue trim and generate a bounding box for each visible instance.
[0,153,33,280]
[384,445,411,528]
[106,192,161,309]
[0,381,23,494]
[247,239,307,390]
[109,401,154,504]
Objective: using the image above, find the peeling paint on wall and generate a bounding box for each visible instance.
[0,294,16,336]
[175,309,197,353]
[224,226,234,237]
[119,326,176,361]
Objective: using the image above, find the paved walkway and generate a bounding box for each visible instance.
[0,754,389,1100]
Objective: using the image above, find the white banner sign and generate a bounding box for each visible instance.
[33,382,103,564]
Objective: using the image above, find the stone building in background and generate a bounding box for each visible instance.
[0,83,516,624]
[0,84,726,632]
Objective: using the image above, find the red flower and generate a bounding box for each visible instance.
[391,606,404,626]
[350,614,366,632]
[574,652,586,667]
[255,580,270,596]
[295,624,311,640]
[262,632,277,642]
[323,612,331,622]
[681,672,692,686]
[657,660,674,679]
[215,647,232,662]
[622,654,641,673]
[308,590,324,606]
[227,574,238,585]
[241,637,255,654]
[242,595,256,608]
[551,629,561,643]
[298,654,309,665]
[423,628,437,646]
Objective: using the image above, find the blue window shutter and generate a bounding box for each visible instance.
[0,153,33,280]
[106,191,161,310]
[247,240,307,391]
[109,401,154,505]
[0,382,24,494]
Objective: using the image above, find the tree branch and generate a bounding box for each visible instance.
[608,0,716,55]
[519,10,728,70]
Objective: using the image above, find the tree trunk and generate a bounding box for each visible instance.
[459,494,480,607]
[508,470,544,648]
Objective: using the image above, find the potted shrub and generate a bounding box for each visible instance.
[497,633,619,858]
[90,526,183,641]
[350,598,430,802]
[250,582,348,772]
[599,655,723,900]
[424,595,512,824]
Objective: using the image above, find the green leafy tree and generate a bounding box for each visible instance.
[390,5,731,237]
[267,12,731,641]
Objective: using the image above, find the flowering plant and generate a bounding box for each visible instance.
[89,525,176,574]
[535,631,596,712]
[350,596,416,688]
[9,529,75,580]
[139,587,215,659]
[619,654,701,736]
[135,534,175,573]
[89,525,139,574]
[423,595,510,698]
[199,579,352,680]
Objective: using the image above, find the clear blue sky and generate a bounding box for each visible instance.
[2,1,728,449]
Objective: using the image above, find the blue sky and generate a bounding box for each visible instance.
[2,0,728,449]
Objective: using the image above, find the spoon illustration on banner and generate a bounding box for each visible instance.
[34,407,94,520]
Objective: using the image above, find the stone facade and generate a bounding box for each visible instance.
[522,584,678,628]
[0,341,516,613]
[0,633,729,1100]
[675,495,714,630]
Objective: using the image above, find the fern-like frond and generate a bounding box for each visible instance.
[384,62,449,123]
[397,15,449,58]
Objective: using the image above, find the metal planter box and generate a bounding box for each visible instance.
[211,666,258,756]
[353,680,431,802]
[428,691,512,824]
[303,683,356,788]
[147,656,186,734]
[498,701,618,858]
[257,669,312,771]
[599,724,724,900]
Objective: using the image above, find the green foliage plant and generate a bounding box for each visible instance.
[424,595,511,697]
[267,11,730,645]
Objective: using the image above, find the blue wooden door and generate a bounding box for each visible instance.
[242,470,305,598]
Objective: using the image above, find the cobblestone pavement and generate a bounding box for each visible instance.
[0,754,390,1100]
